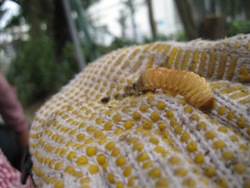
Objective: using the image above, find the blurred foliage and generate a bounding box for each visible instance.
[227,20,250,36]
[6,33,78,105]
[143,33,187,43]
[0,0,248,107]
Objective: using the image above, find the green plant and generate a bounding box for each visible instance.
[7,34,78,105]
[227,20,250,36]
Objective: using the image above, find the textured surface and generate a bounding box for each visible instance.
[30,34,250,188]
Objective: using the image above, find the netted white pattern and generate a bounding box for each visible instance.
[30,34,250,188]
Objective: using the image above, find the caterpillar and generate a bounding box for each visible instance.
[135,67,214,109]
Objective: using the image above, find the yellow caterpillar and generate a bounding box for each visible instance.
[135,67,214,109]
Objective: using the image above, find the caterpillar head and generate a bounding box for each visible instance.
[199,96,215,110]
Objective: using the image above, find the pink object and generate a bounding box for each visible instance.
[0,75,29,132]
[0,149,32,188]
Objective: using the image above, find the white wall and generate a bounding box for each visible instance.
[88,0,184,45]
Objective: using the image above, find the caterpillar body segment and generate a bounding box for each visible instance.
[135,67,214,109]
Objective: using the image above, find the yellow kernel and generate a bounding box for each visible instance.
[158,122,166,131]
[105,141,115,150]
[168,156,180,165]
[111,148,121,157]
[127,177,135,186]
[86,126,95,133]
[174,125,183,135]
[94,130,104,139]
[240,144,249,151]
[150,112,160,122]
[157,101,166,110]
[216,178,228,188]
[175,168,188,177]
[102,162,108,172]
[133,143,144,151]
[65,141,74,147]
[142,161,153,169]
[78,123,85,128]
[114,128,124,135]
[162,131,168,138]
[247,127,250,136]
[213,140,225,149]
[89,165,99,174]
[221,151,234,160]
[205,130,216,139]
[113,113,122,123]
[54,162,63,170]
[237,117,246,128]
[124,120,134,129]
[154,146,166,154]
[85,138,93,144]
[73,170,83,178]
[218,106,226,115]
[170,118,178,127]
[155,178,168,187]
[104,121,113,131]
[243,180,250,188]
[62,114,68,120]
[190,114,200,120]
[218,126,228,133]
[181,132,190,142]
[187,141,197,152]
[194,153,204,164]
[184,106,193,113]
[140,104,148,112]
[148,168,161,178]
[96,117,104,124]
[123,166,132,177]
[196,122,207,130]
[230,135,239,142]
[149,137,159,145]
[142,121,153,130]
[116,156,127,167]
[86,146,97,157]
[67,151,76,160]
[132,111,141,121]
[64,165,75,174]
[76,133,85,141]
[204,166,216,177]
[105,109,113,116]
[107,173,115,184]
[166,110,174,118]
[96,154,106,165]
[147,95,155,103]
[76,156,88,166]
[182,178,196,187]
[80,177,90,185]
[130,100,137,107]
[227,111,235,120]
[122,106,130,113]
[116,182,124,188]
[69,129,77,135]
[137,153,149,162]
[49,159,55,168]
[54,181,64,188]
[130,137,139,144]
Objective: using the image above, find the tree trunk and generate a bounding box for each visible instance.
[146,0,157,40]
[53,0,71,63]
[175,0,198,40]
[127,0,137,41]
[243,0,250,19]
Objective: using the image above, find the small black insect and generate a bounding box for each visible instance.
[101,96,111,104]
